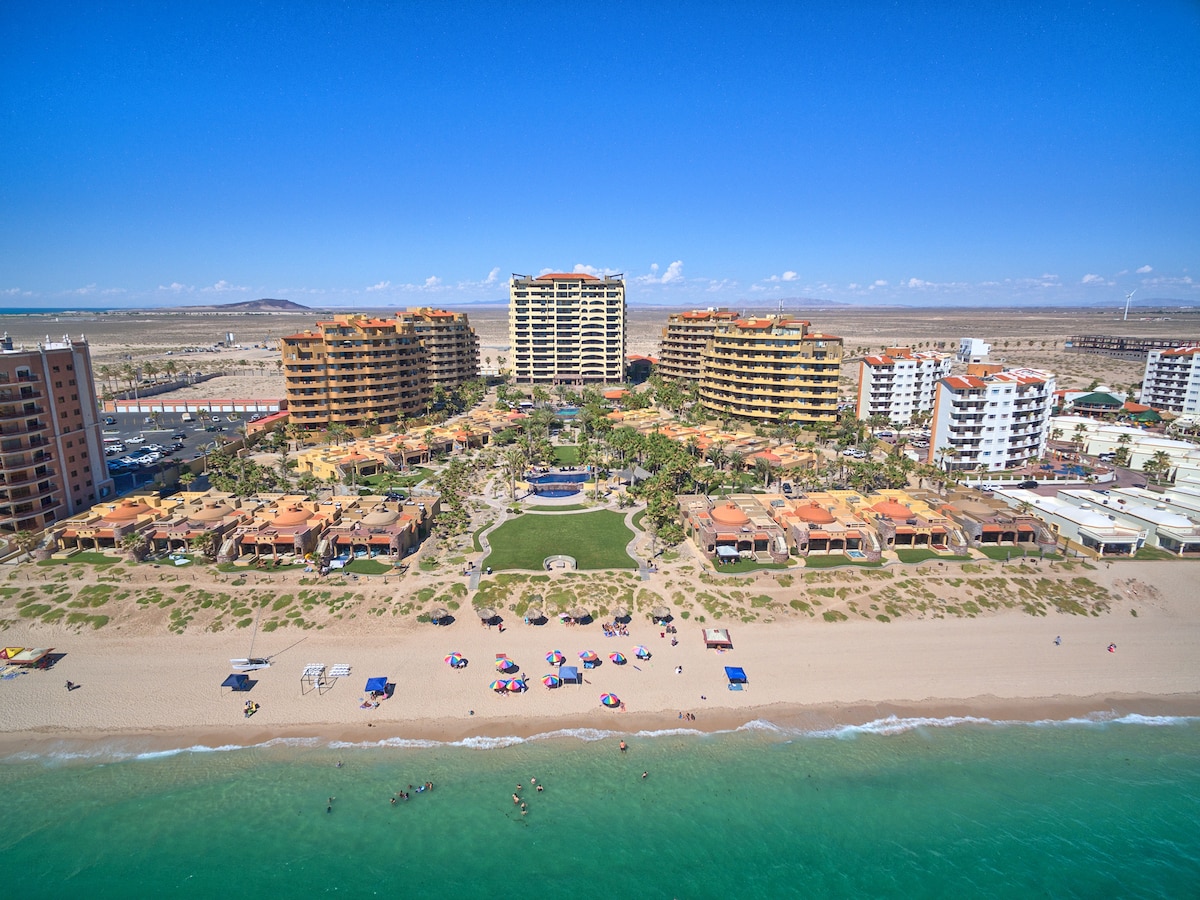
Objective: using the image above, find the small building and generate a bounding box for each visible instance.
[992,488,1144,557]
[146,493,252,558]
[678,494,789,564]
[939,488,1056,552]
[231,497,340,562]
[318,495,438,563]
[864,490,969,554]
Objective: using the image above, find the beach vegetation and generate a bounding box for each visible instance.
[822,610,848,622]
[875,614,890,622]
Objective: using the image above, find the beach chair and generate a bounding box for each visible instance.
[329,664,351,679]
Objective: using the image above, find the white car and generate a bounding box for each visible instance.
[841,448,858,457]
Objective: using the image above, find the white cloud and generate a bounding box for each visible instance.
[1136,264,1153,274]
[650,263,660,273]
[660,260,684,284]
[484,267,501,284]
[1081,274,1105,285]
[157,282,193,293]
[2,287,32,297]
[366,280,391,292]
[424,276,441,288]
[905,278,931,289]
[201,280,247,293]
[871,280,887,288]
[781,270,797,282]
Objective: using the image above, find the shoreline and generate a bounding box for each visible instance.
[6,692,1200,762]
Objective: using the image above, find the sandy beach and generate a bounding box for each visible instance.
[2,559,1198,757]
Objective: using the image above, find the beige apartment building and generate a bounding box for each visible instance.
[281,317,431,430]
[657,309,740,382]
[1,333,114,535]
[509,273,626,385]
[394,307,480,389]
[698,317,843,425]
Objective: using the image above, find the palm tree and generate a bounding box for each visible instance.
[326,422,349,447]
[179,471,197,489]
[503,447,526,500]
[1071,424,1088,452]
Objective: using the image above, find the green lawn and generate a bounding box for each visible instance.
[363,468,432,490]
[553,445,580,465]
[895,549,972,564]
[976,545,1061,561]
[527,503,588,512]
[802,555,882,569]
[37,552,121,567]
[712,559,793,573]
[342,558,394,575]
[484,509,636,570]
[631,510,646,531]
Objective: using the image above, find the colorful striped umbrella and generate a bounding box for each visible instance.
[542,674,561,688]
[609,652,627,665]
[444,653,465,667]
[495,656,516,671]
[600,693,620,708]
[633,645,651,659]
[546,650,565,665]
[507,679,526,692]
[578,650,599,662]
[489,679,509,692]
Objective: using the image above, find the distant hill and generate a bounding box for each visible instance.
[215,298,311,312]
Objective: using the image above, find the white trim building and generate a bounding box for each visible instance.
[856,347,952,425]
[1141,346,1200,414]
[929,368,1056,472]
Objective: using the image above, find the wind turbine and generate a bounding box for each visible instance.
[1122,289,1137,321]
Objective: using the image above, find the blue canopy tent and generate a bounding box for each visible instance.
[221,673,250,692]
[365,676,389,694]
[724,666,747,691]
[559,665,580,685]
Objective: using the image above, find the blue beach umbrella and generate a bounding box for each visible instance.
[365,677,388,693]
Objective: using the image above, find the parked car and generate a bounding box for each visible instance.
[172,432,187,440]
[170,442,185,452]
[103,416,117,425]
[1018,480,1039,489]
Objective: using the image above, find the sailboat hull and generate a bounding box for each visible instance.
[230,658,271,671]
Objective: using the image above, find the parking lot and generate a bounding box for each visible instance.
[100,410,247,490]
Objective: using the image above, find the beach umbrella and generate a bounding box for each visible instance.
[600,693,620,708]
[578,650,599,662]
[525,607,544,623]
[651,605,670,619]
[633,645,651,659]
[364,676,388,693]
[489,679,509,692]
[476,606,497,621]
[507,679,526,692]
[611,606,629,620]
[609,652,627,665]
[444,653,465,667]
[568,606,588,621]
[542,674,562,688]
[546,650,565,666]
[429,606,449,624]
[495,656,517,672]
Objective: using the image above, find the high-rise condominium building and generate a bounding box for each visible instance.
[508,273,626,385]
[929,366,1056,472]
[393,308,480,389]
[697,317,843,425]
[1140,346,1200,414]
[657,309,740,382]
[856,348,953,425]
[281,317,431,430]
[1,333,114,534]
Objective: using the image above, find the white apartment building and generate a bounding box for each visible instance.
[856,347,953,425]
[1141,346,1200,414]
[929,367,1056,472]
[958,337,991,362]
[509,273,626,385]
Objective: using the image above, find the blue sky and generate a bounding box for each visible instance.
[2,1,1198,309]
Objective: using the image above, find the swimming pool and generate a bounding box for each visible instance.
[527,471,589,485]
[536,488,580,498]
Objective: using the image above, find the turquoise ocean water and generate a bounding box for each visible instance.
[3,715,1199,898]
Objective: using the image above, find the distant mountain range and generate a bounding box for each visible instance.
[177,298,313,312]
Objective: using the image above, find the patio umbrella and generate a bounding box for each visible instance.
[495,656,517,672]
[476,606,497,621]
[507,679,526,692]
[579,650,599,662]
[600,693,620,708]
[633,645,651,659]
[609,652,627,665]
[429,606,449,623]
[611,606,629,620]
[525,607,544,623]
[444,653,465,667]
[542,674,562,688]
[489,679,509,692]
[365,676,388,693]
[651,605,670,619]
[568,606,588,620]
[546,650,565,666]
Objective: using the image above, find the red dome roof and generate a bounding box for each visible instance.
[709,503,750,526]
[872,500,912,520]
[272,505,311,527]
[792,503,835,525]
[103,499,152,523]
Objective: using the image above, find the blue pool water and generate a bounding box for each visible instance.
[536,488,580,498]
[527,471,589,485]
